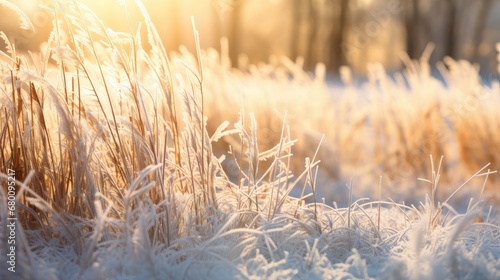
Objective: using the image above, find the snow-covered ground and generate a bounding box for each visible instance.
[1,1,499,279]
[1,173,499,279]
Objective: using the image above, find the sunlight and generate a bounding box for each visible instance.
[8,0,38,12]
[1,1,499,279]
[356,0,374,8]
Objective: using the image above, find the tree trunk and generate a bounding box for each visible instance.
[290,0,303,61]
[328,0,348,71]
[406,0,421,58]
[473,0,492,62]
[446,0,457,59]
[229,0,242,67]
[305,0,318,68]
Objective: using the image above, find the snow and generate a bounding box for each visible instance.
[1,1,499,279]
[2,181,499,279]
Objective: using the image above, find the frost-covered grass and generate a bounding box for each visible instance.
[202,45,500,203]
[0,1,499,279]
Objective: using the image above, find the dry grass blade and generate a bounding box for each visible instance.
[0,1,498,279]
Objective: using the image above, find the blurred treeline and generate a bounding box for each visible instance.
[219,0,500,75]
[1,0,499,74]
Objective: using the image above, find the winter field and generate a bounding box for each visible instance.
[1,1,500,279]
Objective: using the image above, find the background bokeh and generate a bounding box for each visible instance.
[2,0,500,75]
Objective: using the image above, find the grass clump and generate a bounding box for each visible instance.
[0,1,499,279]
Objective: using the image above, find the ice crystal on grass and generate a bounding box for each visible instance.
[0,1,499,279]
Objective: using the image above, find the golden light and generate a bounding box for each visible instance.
[355,0,374,8]
[7,0,38,13]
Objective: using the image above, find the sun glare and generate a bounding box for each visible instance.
[356,0,374,8]
[9,0,38,12]
[0,1,499,279]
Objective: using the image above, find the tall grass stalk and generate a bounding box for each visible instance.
[0,2,498,279]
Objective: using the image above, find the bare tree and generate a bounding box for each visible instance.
[328,0,349,71]
[305,0,320,68]
[445,0,459,58]
[228,0,242,67]
[290,0,303,60]
[405,0,424,58]
[473,0,493,62]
